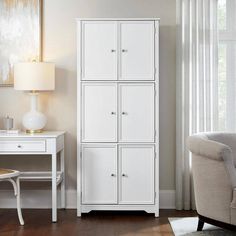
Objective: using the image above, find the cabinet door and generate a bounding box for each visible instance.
[82,145,117,204]
[119,145,155,204]
[119,21,155,80]
[119,84,155,142]
[82,21,117,80]
[82,83,117,142]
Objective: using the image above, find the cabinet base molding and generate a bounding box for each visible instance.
[80,204,159,217]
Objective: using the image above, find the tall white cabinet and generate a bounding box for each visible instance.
[77,18,159,217]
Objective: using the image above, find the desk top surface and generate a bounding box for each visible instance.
[0,131,65,138]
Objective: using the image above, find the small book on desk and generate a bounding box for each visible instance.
[0,130,20,134]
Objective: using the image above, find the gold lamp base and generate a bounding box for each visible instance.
[26,129,43,134]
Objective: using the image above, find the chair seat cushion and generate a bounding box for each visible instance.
[0,168,20,179]
[0,168,14,175]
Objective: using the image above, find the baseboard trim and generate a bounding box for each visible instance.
[0,189,175,209]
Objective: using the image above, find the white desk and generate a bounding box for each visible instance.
[0,131,65,222]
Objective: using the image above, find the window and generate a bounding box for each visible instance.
[218,0,236,131]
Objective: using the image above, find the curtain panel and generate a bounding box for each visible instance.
[176,0,218,210]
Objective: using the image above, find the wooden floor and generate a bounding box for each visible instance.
[0,209,197,236]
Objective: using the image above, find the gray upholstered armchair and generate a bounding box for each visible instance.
[187,133,236,231]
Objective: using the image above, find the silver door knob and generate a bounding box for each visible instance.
[111,49,116,52]
[111,173,116,177]
[122,174,127,177]
[111,112,116,115]
[122,49,128,52]
[122,112,127,115]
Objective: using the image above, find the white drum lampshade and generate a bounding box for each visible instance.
[14,62,55,91]
[14,62,55,133]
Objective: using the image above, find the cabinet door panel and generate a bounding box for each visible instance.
[82,145,117,204]
[82,83,117,142]
[119,145,155,204]
[82,21,117,80]
[119,84,155,142]
[119,21,154,80]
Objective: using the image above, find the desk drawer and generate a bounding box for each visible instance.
[0,140,46,152]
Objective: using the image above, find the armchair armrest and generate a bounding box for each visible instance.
[187,134,236,188]
[187,135,230,161]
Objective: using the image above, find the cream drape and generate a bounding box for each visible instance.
[176,0,218,210]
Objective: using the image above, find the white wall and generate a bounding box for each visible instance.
[0,0,176,205]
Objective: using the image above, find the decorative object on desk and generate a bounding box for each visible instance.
[0,0,42,86]
[3,116,13,130]
[0,130,20,134]
[6,129,19,134]
[14,62,55,133]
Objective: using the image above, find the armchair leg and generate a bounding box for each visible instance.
[197,217,204,231]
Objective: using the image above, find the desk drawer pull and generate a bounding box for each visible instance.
[17,145,22,148]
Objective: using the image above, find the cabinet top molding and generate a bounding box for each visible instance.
[76,18,160,21]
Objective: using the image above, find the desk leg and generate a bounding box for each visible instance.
[52,153,57,222]
[60,149,65,209]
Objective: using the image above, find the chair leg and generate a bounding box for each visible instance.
[16,178,24,225]
[7,178,24,225]
[197,217,204,231]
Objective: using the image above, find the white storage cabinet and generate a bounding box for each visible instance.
[77,18,159,217]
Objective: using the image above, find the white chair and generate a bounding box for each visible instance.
[0,168,24,225]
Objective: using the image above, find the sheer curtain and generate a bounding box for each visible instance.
[176,0,218,210]
[218,0,236,131]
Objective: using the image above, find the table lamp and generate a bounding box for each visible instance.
[14,62,55,133]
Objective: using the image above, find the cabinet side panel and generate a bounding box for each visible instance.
[77,20,82,216]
